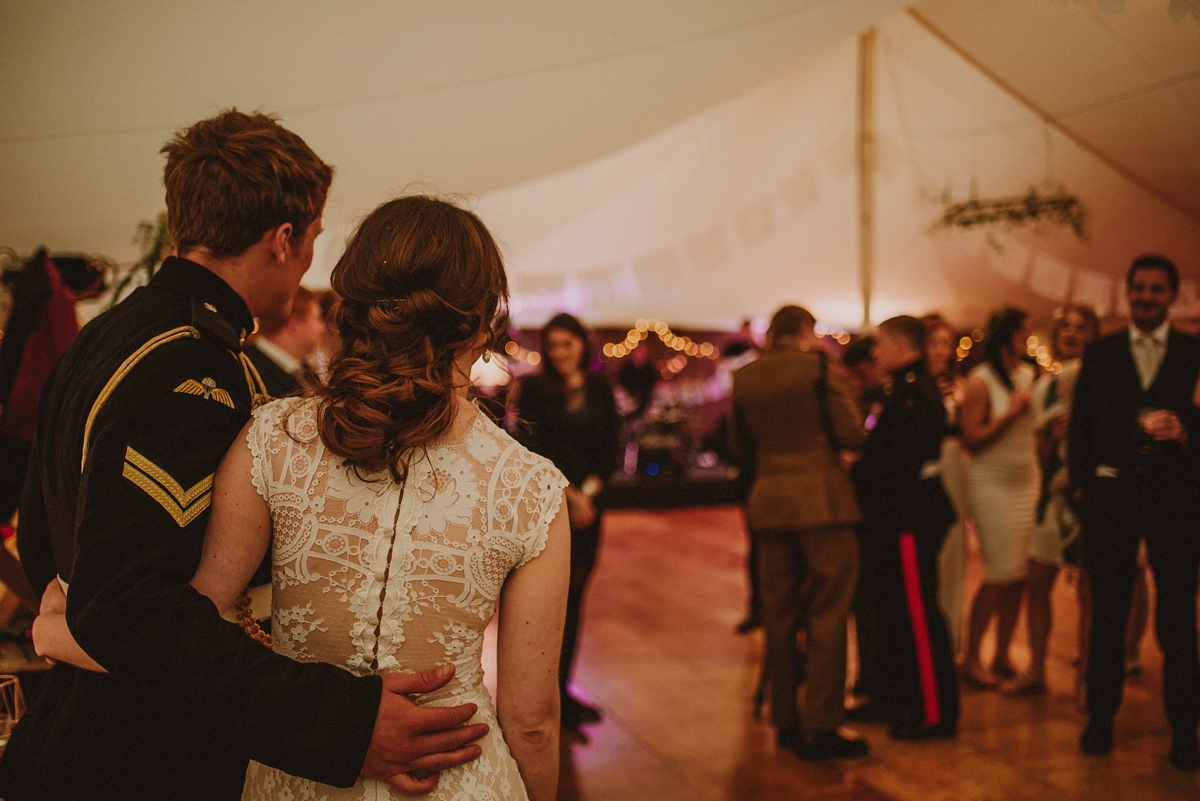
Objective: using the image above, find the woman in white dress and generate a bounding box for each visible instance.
[959,307,1039,688]
[35,196,570,801]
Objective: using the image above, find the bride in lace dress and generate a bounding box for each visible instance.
[194,197,570,800]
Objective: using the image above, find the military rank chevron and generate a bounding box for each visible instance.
[121,446,213,527]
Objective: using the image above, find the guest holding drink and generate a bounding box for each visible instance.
[1070,255,1200,769]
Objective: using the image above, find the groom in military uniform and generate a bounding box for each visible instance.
[1,110,487,800]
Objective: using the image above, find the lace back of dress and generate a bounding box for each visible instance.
[248,397,566,700]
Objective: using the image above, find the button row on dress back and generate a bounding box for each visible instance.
[370,490,405,672]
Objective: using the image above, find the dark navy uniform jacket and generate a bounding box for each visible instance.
[852,359,956,539]
[1,258,380,800]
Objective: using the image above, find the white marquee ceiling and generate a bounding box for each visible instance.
[2,0,1197,329]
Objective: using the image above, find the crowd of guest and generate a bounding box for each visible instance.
[726,253,1200,773]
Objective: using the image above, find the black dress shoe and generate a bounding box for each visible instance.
[889,721,957,741]
[1080,719,1114,755]
[1168,734,1200,770]
[794,730,869,761]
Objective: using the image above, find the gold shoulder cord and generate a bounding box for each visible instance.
[237,351,271,409]
[81,326,201,472]
[233,349,275,647]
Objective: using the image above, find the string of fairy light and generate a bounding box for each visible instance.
[502,339,541,365]
[955,329,1063,373]
[602,319,719,361]
[498,318,1063,380]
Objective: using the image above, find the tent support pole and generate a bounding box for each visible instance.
[857,27,876,332]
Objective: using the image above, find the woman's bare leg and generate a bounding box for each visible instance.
[1001,560,1056,694]
[1024,561,1058,682]
[991,580,1026,676]
[964,583,999,686]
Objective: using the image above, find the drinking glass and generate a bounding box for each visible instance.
[1136,406,1161,455]
[0,674,27,755]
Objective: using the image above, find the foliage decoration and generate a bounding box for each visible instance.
[936,186,1086,240]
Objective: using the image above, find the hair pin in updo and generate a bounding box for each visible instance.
[375,297,407,312]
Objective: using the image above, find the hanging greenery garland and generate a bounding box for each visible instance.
[936,186,1087,239]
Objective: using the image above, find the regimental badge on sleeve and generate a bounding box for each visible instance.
[121,446,213,527]
[173,377,235,409]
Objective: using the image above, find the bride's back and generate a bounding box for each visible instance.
[242,196,568,800]
[244,395,564,800]
[249,394,560,698]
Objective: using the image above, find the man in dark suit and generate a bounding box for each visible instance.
[1,110,487,800]
[730,305,869,760]
[244,286,326,399]
[1068,254,1200,770]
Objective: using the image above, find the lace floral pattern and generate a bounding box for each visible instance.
[242,396,566,801]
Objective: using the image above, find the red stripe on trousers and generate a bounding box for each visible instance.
[899,532,940,726]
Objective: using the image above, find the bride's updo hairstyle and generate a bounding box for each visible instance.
[312,196,508,481]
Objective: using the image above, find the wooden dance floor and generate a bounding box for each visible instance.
[528,506,1199,801]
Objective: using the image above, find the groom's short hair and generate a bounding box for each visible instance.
[161,109,333,259]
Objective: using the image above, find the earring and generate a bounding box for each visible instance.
[482,350,492,363]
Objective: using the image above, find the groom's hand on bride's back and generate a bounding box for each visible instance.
[362,663,490,796]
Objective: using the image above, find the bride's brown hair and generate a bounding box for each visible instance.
[312,196,508,481]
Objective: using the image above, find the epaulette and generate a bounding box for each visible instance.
[190,297,246,351]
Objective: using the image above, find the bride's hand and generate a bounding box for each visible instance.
[32,579,107,672]
[40,577,66,617]
[33,579,69,665]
